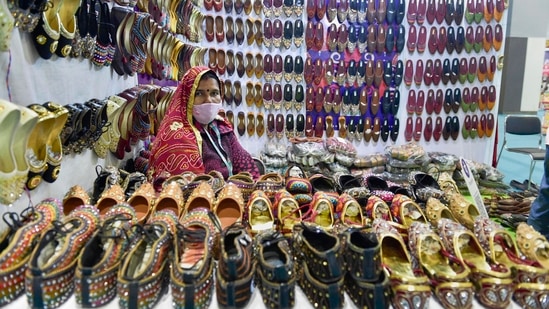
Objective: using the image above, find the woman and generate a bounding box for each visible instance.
[149,66,260,187]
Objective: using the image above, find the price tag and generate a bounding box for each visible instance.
[459,157,489,218]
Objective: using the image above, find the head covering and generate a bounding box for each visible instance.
[148,66,224,183]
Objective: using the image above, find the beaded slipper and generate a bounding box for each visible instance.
[216,223,255,309]
[117,210,177,309]
[75,204,137,307]
[26,205,100,309]
[0,199,62,306]
[171,208,220,309]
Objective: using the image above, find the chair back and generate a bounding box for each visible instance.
[505,115,541,135]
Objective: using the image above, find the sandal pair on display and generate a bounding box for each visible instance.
[0,101,68,204]
[30,0,81,59]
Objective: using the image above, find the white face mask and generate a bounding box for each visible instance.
[192,102,221,124]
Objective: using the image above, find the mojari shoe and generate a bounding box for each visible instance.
[335,193,364,229]
[214,183,245,230]
[272,189,302,237]
[41,102,69,183]
[371,219,432,309]
[25,205,100,309]
[128,182,156,224]
[254,230,296,309]
[408,222,474,309]
[246,190,275,235]
[10,105,39,205]
[75,204,138,307]
[0,100,23,205]
[292,222,345,308]
[117,210,177,309]
[62,184,92,216]
[437,218,514,308]
[516,222,549,270]
[0,199,62,306]
[342,226,391,309]
[216,223,255,309]
[171,208,220,309]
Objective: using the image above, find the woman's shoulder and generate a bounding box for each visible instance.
[215,119,234,134]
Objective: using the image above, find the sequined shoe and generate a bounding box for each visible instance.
[272,189,302,236]
[303,191,335,230]
[292,222,344,308]
[171,208,220,309]
[25,205,100,309]
[0,199,62,306]
[437,218,514,308]
[424,197,457,226]
[154,181,185,218]
[246,190,275,235]
[516,222,549,270]
[183,181,215,217]
[95,183,127,216]
[75,204,138,307]
[216,223,255,309]
[474,218,549,289]
[371,219,432,309]
[117,210,177,309]
[227,172,255,204]
[408,222,474,309]
[254,230,296,309]
[446,192,481,230]
[335,193,364,229]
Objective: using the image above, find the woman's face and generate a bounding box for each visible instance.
[194,78,222,105]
